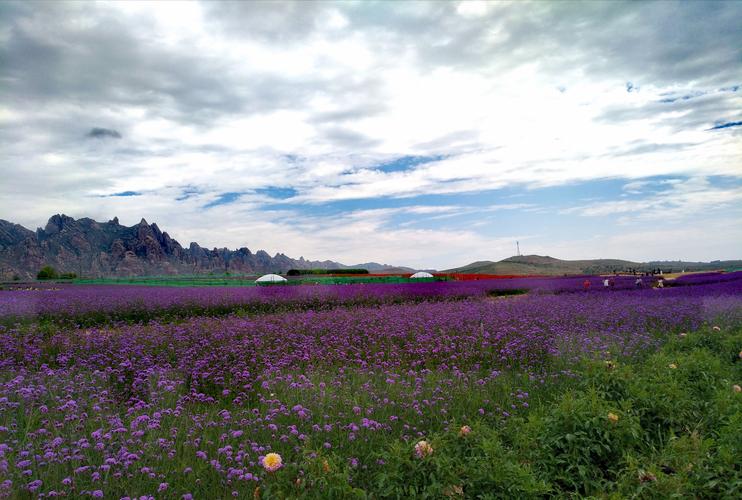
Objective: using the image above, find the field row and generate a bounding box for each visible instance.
[3,273,731,327]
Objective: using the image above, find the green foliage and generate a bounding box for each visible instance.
[287,268,370,275]
[363,425,548,498]
[628,348,729,445]
[36,265,58,279]
[508,326,742,497]
[580,358,636,402]
[524,390,642,495]
[257,452,367,499]
[614,432,712,498]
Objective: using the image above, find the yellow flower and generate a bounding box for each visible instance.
[322,459,330,473]
[733,384,741,393]
[414,440,434,458]
[607,412,619,424]
[605,360,616,370]
[669,363,677,369]
[458,425,472,437]
[262,452,283,472]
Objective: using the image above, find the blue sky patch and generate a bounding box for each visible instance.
[372,155,445,173]
[204,192,242,208]
[255,187,297,200]
[176,186,202,201]
[708,121,742,130]
[658,91,706,103]
[105,191,141,197]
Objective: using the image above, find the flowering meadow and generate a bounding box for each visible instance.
[1,275,742,498]
[0,275,648,327]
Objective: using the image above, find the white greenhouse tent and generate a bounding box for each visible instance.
[255,274,288,283]
[410,271,434,279]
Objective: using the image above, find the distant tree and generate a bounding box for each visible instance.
[59,272,77,279]
[287,268,369,276]
[12,274,20,281]
[37,266,59,280]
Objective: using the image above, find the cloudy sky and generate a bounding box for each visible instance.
[1,1,740,269]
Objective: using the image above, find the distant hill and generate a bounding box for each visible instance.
[352,262,416,274]
[445,255,742,276]
[0,214,412,280]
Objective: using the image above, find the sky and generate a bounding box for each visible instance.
[1,0,741,270]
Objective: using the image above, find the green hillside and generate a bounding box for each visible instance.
[444,255,741,275]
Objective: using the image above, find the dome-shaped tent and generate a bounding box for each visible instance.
[410,271,434,279]
[255,273,287,283]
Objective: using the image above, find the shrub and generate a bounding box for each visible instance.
[630,349,729,442]
[366,425,548,498]
[36,265,58,279]
[526,389,641,495]
[615,432,711,498]
[580,358,635,402]
[255,452,366,499]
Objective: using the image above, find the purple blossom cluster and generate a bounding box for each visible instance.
[671,270,742,286]
[1,277,741,497]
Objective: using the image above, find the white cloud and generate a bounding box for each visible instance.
[0,0,740,267]
[622,180,651,194]
[529,220,742,263]
[564,177,742,222]
[456,1,490,18]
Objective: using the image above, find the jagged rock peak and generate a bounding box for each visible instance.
[44,214,75,234]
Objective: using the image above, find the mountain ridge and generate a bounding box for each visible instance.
[0,214,413,279]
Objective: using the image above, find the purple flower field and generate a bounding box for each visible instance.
[1,275,741,498]
[0,274,661,325]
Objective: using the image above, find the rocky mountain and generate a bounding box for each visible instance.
[445,255,742,275]
[0,215,407,279]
